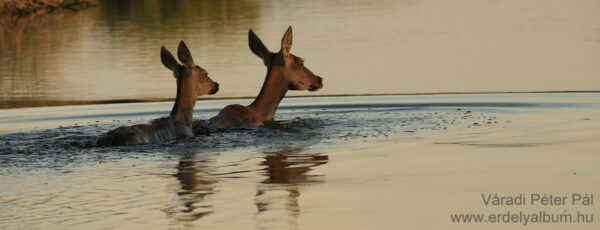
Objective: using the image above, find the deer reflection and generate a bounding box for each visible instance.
[164,154,216,222]
[255,146,328,228]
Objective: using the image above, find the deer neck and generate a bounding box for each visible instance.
[249,66,288,122]
[170,77,196,127]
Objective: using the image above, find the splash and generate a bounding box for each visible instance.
[0,102,508,170]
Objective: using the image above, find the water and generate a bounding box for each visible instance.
[1,93,599,229]
[1,0,600,228]
[1,0,599,108]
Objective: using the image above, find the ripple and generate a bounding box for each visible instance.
[0,99,512,229]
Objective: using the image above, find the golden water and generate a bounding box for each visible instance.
[1,0,599,108]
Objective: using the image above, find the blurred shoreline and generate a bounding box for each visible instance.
[0,0,94,17]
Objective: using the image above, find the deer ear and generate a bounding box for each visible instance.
[177,40,195,68]
[161,46,179,71]
[280,26,293,57]
[248,29,271,66]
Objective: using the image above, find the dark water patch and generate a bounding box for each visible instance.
[0,110,170,125]
[2,97,584,135]
[0,101,541,126]
[0,106,505,170]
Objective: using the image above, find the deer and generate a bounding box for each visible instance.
[205,26,323,130]
[97,41,219,146]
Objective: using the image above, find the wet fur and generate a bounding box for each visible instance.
[97,41,218,146]
[211,104,259,129]
[97,118,193,146]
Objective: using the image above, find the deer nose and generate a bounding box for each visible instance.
[309,76,323,91]
[316,76,323,87]
[210,82,219,94]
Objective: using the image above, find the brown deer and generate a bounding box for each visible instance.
[97,41,219,146]
[208,26,323,129]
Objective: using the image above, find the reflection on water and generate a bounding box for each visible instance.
[0,10,88,108]
[164,128,328,228]
[146,130,329,228]
[96,0,260,31]
[1,93,598,229]
[2,0,600,109]
[0,0,261,108]
[255,146,328,229]
[166,155,217,222]
[162,148,329,228]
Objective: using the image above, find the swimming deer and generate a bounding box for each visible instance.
[207,26,323,129]
[97,41,219,146]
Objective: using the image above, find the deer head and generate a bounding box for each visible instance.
[160,41,219,97]
[248,26,323,91]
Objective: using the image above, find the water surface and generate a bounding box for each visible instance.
[1,0,599,108]
[1,93,599,229]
